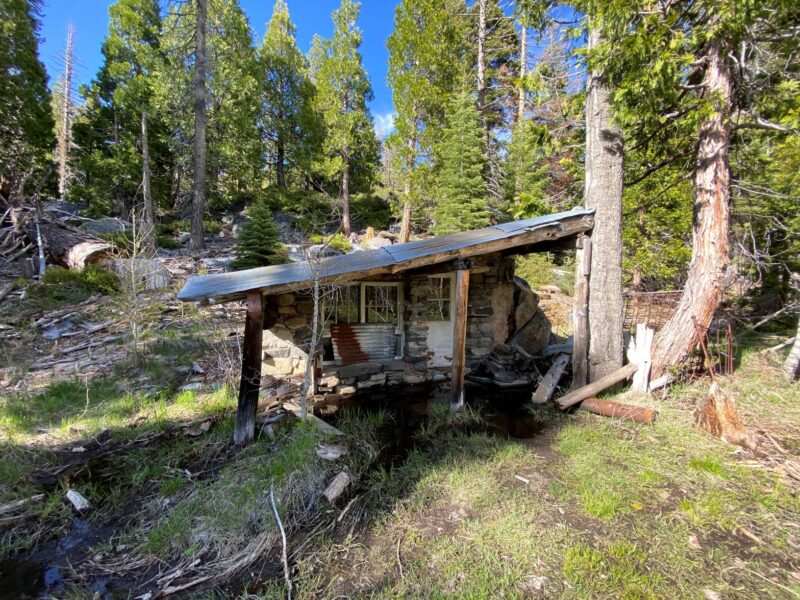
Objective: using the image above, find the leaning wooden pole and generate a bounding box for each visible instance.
[235,291,263,444]
[572,235,591,388]
[451,264,470,410]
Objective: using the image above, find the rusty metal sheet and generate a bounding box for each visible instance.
[331,323,396,365]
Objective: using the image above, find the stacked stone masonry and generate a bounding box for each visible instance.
[260,252,551,394]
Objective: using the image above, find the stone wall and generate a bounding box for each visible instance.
[260,252,551,392]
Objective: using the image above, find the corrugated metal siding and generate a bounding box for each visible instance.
[178,207,594,303]
[331,323,396,365]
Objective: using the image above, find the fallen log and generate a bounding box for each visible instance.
[578,397,657,424]
[0,282,13,303]
[556,362,638,410]
[532,353,570,404]
[25,214,112,270]
[0,493,46,516]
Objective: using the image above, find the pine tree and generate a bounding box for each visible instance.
[432,89,490,235]
[387,0,466,240]
[159,0,262,214]
[73,0,170,228]
[259,0,320,189]
[0,0,54,201]
[309,0,379,235]
[232,199,284,270]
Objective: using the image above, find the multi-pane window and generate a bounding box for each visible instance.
[425,276,451,321]
[364,284,399,324]
[325,285,359,325]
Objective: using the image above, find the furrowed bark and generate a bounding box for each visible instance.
[190,0,208,251]
[583,25,624,382]
[651,39,732,377]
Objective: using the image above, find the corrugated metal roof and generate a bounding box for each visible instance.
[177,207,594,304]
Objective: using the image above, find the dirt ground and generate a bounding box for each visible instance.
[1,249,799,598]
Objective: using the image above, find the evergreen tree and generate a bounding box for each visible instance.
[432,89,490,235]
[232,198,284,270]
[309,0,379,236]
[0,0,54,201]
[259,0,321,189]
[387,0,466,240]
[73,0,170,224]
[159,0,262,213]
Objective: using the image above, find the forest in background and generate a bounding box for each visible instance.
[1,0,798,325]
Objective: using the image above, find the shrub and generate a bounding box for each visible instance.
[308,232,351,254]
[231,200,285,270]
[203,220,224,235]
[351,193,392,230]
[157,235,181,250]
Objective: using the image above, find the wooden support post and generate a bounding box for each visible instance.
[451,266,470,410]
[234,291,263,444]
[572,235,591,388]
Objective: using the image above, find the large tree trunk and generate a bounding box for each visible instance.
[584,26,624,381]
[399,130,416,243]
[190,0,208,251]
[783,316,800,380]
[140,109,156,253]
[651,39,732,377]
[517,22,526,124]
[58,25,74,201]
[276,136,286,190]
[476,0,486,116]
[342,151,351,236]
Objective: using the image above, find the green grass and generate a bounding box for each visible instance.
[287,349,800,599]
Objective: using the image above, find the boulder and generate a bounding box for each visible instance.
[80,218,132,236]
[109,258,170,291]
[509,307,551,356]
[488,283,515,344]
[362,235,391,250]
[512,277,540,330]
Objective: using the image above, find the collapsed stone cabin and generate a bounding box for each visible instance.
[178,208,595,443]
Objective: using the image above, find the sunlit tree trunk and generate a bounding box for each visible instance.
[584,26,624,381]
[190,0,208,251]
[140,109,156,252]
[651,39,732,377]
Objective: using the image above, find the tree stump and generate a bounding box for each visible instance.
[694,383,758,451]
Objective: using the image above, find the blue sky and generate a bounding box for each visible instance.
[38,0,399,136]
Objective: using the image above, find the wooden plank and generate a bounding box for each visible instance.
[284,401,343,436]
[234,291,264,444]
[631,323,654,392]
[532,353,570,404]
[578,397,657,423]
[557,362,637,410]
[450,268,470,410]
[571,236,591,387]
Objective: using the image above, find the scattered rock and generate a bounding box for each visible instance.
[109,258,171,291]
[191,363,205,375]
[362,236,391,250]
[178,232,191,245]
[80,217,131,236]
[316,444,347,460]
[66,489,91,512]
[179,382,204,392]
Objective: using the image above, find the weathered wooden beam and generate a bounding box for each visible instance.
[572,236,591,388]
[631,323,654,392]
[579,397,657,424]
[532,353,570,404]
[234,291,264,444]
[557,362,637,410]
[451,267,470,410]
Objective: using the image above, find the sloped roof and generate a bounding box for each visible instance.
[177,207,594,304]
